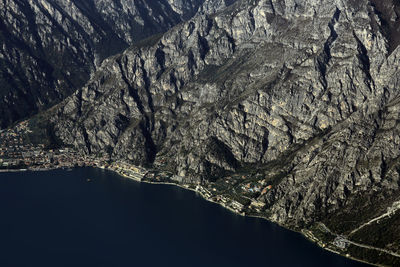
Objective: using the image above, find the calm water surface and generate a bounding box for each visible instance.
[0,168,368,267]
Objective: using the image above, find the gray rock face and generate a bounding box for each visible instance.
[41,0,400,264]
[0,0,223,128]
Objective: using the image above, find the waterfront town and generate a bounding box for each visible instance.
[0,120,109,171]
[0,120,276,217]
[0,121,370,258]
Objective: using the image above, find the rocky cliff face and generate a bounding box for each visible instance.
[0,0,233,128]
[29,0,400,265]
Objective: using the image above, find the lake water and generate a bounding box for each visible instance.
[0,168,368,267]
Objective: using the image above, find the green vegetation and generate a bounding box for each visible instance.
[323,191,400,235]
[347,244,400,267]
[350,210,400,254]
[308,223,336,244]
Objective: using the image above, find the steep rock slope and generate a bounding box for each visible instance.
[44,0,400,264]
[0,0,234,128]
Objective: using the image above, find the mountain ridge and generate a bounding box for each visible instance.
[16,0,400,265]
[0,0,237,128]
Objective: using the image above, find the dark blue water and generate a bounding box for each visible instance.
[0,168,367,267]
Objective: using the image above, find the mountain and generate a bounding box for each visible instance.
[24,0,400,265]
[0,0,237,129]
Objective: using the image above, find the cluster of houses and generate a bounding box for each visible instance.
[241,181,273,196]
[333,236,350,249]
[0,124,110,170]
[109,162,147,181]
[1,121,272,218]
[195,185,247,214]
[241,183,261,193]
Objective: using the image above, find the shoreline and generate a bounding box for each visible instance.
[0,166,386,266]
[144,182,376,266]
[109,167,381,267]
[140,179,247,215]
[0,167,67,173]
[0,169,28,172]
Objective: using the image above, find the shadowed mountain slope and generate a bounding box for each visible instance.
[0,0,237,128]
